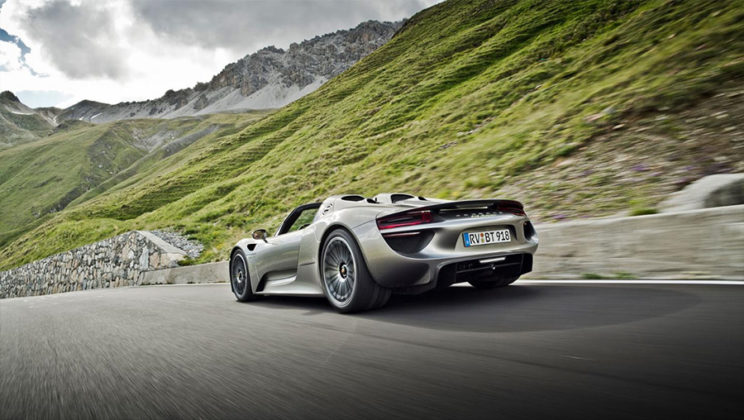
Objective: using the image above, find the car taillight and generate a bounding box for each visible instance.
[377,210,433,230]
[496,204,525,216]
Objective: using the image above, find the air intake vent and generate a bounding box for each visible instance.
[341,195,365,202]
[523,221,536,239]
[382,230,434,254]
[391,194,415,203]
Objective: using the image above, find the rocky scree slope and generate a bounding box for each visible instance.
[1,0,743,270]
[58,20,401,124]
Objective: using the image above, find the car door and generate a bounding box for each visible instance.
[255,204,320,288]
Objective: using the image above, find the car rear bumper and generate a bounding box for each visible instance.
[352,217,538,293]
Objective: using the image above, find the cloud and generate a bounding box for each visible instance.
[0,27,30,55]
[131,0,434,52]
[20,0,128,78]
[0,27,36,74]
[0,39,22,71]
[0,0,440,107]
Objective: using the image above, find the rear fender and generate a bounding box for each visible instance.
[298,208,384,289]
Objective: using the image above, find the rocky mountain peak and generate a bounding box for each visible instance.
[58,19,402,124]
[0,91,21,103]
[202,19,402,98]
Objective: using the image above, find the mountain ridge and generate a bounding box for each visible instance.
[56,20,402,123]
[0,20,400,147]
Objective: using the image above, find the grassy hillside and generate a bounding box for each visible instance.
[0,112,270,249]
[1,0,743,270]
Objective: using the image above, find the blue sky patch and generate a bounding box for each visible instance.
[0,26,38,75]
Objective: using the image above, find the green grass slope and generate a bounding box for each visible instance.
[0,112,270,249]
[1,0,743,270]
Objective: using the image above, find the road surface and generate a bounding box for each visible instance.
[1,281,743,419]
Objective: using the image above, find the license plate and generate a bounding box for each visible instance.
[463,229,511,247]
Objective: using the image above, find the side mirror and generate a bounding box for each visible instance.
[252,229,269,242]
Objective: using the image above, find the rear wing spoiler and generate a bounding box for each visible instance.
[375,199,525,230]
[413,199,524,213]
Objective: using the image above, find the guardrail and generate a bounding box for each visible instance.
[526,204,744,280]
[140,261,227,285]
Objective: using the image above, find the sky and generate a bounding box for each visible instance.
[0,0,440,108]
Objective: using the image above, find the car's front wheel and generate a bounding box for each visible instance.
[320,229,390,313]
[230,250,257,302]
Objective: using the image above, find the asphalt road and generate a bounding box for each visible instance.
[1,281,742,419]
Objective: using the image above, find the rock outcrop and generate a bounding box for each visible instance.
[659,173,744,213]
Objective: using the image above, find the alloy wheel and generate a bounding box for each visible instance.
[322,237,356,305]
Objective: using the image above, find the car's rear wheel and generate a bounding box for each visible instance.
[321,229,390,313]
[230,250,257,302]
[468,275,519,290]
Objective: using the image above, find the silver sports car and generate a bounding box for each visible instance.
[229,193,538,312]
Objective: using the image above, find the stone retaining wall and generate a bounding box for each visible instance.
[0,231,187,298]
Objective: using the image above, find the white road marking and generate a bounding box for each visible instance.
[144,283,227,288]
[563,355,592,360]
[517,279,744,286]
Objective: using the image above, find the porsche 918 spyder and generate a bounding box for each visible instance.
[230,193,538,312]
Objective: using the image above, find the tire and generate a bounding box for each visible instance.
[468,275,519,290]
[320,229,391,313]
[230,249,257,302]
